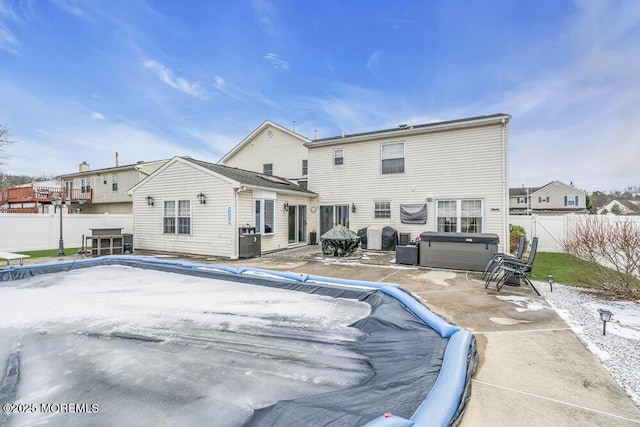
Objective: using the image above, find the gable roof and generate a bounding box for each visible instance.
[509,181,586,197]
[601,199,640,214]
[219,120,311,164]
[130,156,316,196]
[305,113,511,147]
[59,159,169,178]
[532,180,585,195]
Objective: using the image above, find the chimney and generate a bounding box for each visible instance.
[79,161,90,172]
[115,151,119,167]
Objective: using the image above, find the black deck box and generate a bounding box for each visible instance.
[396,245,419,265]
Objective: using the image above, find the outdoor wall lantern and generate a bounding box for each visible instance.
[197,192,207,205]
[547,275,554,292]
[597,308,613,335]
[351,203,356,213]
[145,195,154,206]
[283,202,289,211]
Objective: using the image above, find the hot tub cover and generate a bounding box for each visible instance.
[320,224,361,256]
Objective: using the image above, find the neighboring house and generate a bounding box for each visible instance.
[219,120,311,189]
[59,160,167,214]
[129,156,317,258]
[305,114,511,251]
[0,178,62,213]
[598,199,640,215]
[509,181,588,215]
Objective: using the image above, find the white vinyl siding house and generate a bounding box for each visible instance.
[509,181,587,215]
[60,160,167,214]
[306,114,511,251]
[130,157,317,258]
[220,121,310,184]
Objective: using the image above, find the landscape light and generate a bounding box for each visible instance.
[597,308,613,336]
[547,275,554,292]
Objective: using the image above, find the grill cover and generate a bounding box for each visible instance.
[320,225,361,257]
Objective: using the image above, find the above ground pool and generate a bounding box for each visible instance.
[0,257,477,426]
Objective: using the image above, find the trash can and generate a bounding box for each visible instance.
[419,232,499,271]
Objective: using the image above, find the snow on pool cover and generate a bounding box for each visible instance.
[0,257,477,426]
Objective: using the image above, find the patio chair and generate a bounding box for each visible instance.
[484,237,540,296]
[481,235,526,280]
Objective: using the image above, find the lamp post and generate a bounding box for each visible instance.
[597,308,613,336]
[52,195,70,256]
[547,275,554,292]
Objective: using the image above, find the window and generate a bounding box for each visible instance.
[437,199,483,233]
[333,148,344,166]
[374,201,391,219]
[538,196,550,203]
[302,159,308,176]
[517,197,527,204]
[564,196,578,206]
[164,200,191,234]
[81,178,91,193]
[112,174,118,191]
[255,199,275,234]
[437,200,457,232]
[461,200,482,233]
[263,163,273,175]
[381,142,405,174]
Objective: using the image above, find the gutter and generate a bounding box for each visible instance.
[306,114,511,148]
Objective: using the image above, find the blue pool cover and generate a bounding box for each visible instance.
[0,257,477,426]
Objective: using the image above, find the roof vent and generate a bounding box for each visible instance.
[398,123,409,129]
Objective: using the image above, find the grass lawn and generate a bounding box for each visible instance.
[531,251,640,289]
[16,248,83,258]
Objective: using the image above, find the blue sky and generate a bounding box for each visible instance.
[1,0,638,192]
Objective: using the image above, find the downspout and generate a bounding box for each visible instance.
[501,118,509,253]
[232,187,239,259]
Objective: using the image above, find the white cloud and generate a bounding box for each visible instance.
[0,2,21,54]
[264,53,289,70]
[91,112,105,120]
[252,0,276,35]
[213,75,279,108]
[366,50,383,80]
[142,59,204,98]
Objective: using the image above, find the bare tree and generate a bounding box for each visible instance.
[563,216,640,297]
[1,124,16,168]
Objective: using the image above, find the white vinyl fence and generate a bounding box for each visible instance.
[509,214,640,253]
[0,213,133,252]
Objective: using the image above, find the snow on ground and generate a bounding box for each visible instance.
[0,266,373,426]
[536,281,640,407]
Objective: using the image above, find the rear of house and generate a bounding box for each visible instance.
[306,114,511,252]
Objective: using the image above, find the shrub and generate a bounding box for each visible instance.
[510,225,527,254]
[563,217,640,298]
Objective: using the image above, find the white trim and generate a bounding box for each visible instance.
[162,199,192,235]
[333,148,345,166]
[380,140,406,175]
[435,198,485,233]
[373,200,392,220]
